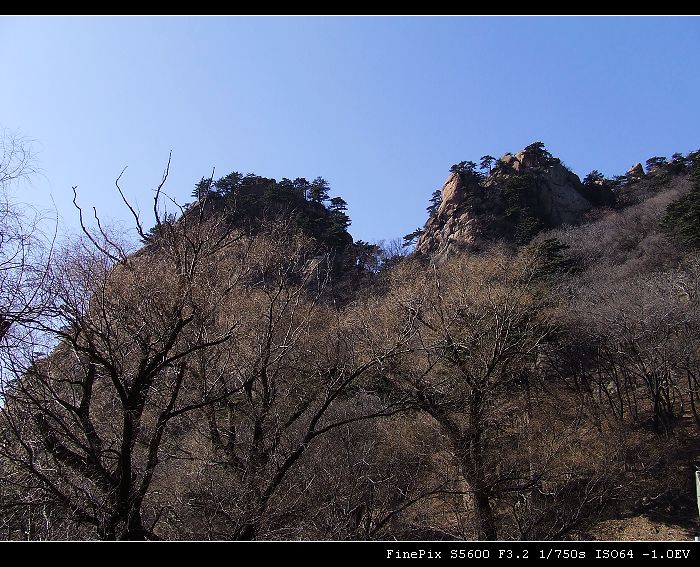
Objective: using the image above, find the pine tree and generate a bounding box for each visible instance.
[479,155,496,173]
[450,160,478,175]
[191,177,213,200]
[309,176,330,203]
[402,228,423,247]
[426,190,442,217]
[660,151,700,248]
[213,172,243,197]
[583,170,605,187]
[645,156,667,173]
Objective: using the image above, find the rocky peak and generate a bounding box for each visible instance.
[416,145,595,260]
[627,162,645,179]
[436,171,464,216]
[497,149,544,172]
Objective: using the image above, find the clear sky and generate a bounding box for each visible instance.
[1,16,699,244]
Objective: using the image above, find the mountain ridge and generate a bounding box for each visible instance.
[411,142,698,263]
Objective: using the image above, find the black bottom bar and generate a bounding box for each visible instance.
[1,540,697,561]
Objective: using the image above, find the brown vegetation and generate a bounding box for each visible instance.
[1,147,699,540]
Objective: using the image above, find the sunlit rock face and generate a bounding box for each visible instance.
[416,147,594,260]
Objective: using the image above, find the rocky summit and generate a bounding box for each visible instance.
[416,143,599,260]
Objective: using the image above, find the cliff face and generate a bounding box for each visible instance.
[416,147,595,260]
[416,171,480,259]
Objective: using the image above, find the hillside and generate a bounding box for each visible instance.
[1,144,699,541]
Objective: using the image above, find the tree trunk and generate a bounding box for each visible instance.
[472,486,497,540]
[121,511,147,540]
[425,392,499,540]
[234,523,256,540]
[466,389,497,540]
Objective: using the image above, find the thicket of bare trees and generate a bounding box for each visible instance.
[0,128,49,348]
[1,151,699,541]
[0,167,418,540]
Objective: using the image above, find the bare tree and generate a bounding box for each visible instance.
[0,127,37,190]
[174,225,418,540]
[379,250,552,539]
[0,161,420,540]
[564,265,700,435]
[0,159,251,539]
[0,128,50,348]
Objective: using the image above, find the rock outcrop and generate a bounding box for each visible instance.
[627,162,645,179]
[520,156,593,226]
[416,172,482,259]
[416,146,595,260]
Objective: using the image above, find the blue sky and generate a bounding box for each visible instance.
[1,16,699,244]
